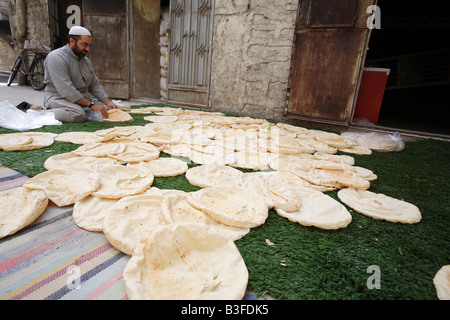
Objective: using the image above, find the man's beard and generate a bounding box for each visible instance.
[73,46,88,58]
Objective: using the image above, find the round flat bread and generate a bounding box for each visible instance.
[0,187,48,239]
[73,196,118,232]
[337,188,422,224]
[0,132,56,151]
[433,265,450,300]
[308,130,357,149]
[230,151,271,171]
[186,185,268,228]
[44,152,117,171]
[95,126,145,142]
[123,223,248,300]
[162,193,249,241]
[276,186,352,230]
[72,141,127,158]
[0,133,33,151]
[54,131,103,144]
[294,167,370,190]
[103,193,166,255]
[339,145,372,155]
[128,158,188,177]
[92,165,154,199]
[104,109,134,123]
[313,152,355,166]
[241,171,301,212]
[185,164,243,188]
[268,136,316,155]
[107,142,160,163]
[23,167,100,207]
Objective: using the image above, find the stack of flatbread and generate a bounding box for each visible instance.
[0,105,423,300]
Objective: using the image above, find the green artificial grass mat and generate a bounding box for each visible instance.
[1,105,449,300]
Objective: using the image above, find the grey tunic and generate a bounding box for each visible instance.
[43,44,108,122]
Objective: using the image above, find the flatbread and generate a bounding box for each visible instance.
[128,157,188,177]
[241,171,301,212]
[162,192,249,241]
[0,132,56,151]
[104,109,134,123]
[54,131,103,144]
[185,164,243,188]
[0,133,33,151]
[44,152,117,171]
[73,196,118,232]
[95,126,144,142]
[23,167,100,207]
[103,193,166,255]
[186,185,268,228]
[92,165,154,199]
[337,188,422,224]
[123,222,248,300]
[230,151,271,171]
[72,141,127,158]
[308,130,357,149]
[294,167,370,190]
[0,187,48,239]
[107,142,160,163]
[313,152,355,166]
[276,186,352,230]
[339,145,372,155]
[433,265,450,300]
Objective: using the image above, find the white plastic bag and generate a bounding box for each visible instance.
[341,131,405,152]
[0,100,61,131]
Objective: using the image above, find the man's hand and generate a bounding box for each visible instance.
[102,98,118,111]
[91,104,109,119]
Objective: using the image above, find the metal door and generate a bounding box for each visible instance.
[83,0,129,99]
[287,0,376,125]
[168,0,214,108]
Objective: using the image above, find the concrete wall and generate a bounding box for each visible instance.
[210,0,299,122]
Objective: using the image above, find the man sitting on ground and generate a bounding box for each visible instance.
[40,26,117,122]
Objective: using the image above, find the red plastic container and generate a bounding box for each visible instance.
[353,67,390,124]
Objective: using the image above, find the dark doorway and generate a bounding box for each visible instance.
[364,1,450,136]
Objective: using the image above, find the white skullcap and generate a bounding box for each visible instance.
[69,26,92,36]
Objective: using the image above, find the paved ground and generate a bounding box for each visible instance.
[0,71,161,109]
[0,71,46,107]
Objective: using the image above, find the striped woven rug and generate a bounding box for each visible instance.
[0,164,257,300]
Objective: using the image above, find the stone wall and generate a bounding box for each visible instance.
[210,0,299,122]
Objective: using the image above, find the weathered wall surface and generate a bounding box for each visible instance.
[0,0,15,72]
[210,0,298,122]
[7,0,50,46]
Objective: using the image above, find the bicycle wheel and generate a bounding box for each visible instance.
[7,58,22,86]
[30,56,46,91]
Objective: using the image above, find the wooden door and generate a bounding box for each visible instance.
[83,0,129,99]
[167,0,214,108]
[287,0,375,125]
